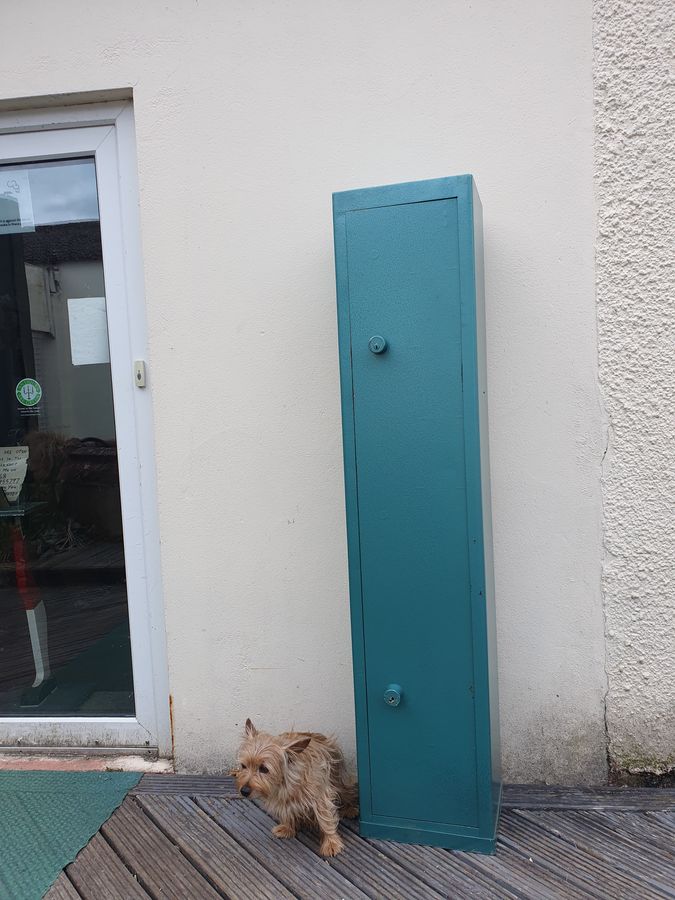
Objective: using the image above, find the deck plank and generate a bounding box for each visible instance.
[466,844,594,900]
[43,874,81,900]
[564,809,675,862]
[297,819,446,899]
[131,773,240,796]
[649,809,675,831]
[341,819,524,899]
[198,796,371,899]
[137,793,294,900]
[500,810,669,900]
[586,809,675,859]
[66,833,151,899]
[503,783,675,810]
[40,782,675,898]
[101,798,222,899]
[518,808,675,883]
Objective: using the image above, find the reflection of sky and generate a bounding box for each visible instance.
[1,158,99,226]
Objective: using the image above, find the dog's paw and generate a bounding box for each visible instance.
[272,823,296,839]
[319,833,344,857]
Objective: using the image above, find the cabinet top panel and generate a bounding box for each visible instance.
[333,174,476,214]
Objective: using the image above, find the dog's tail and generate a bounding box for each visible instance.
[337,779,360,819]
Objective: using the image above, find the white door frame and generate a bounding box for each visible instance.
[0,102,170,754]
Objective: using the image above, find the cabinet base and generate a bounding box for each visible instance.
[358,819,497,854]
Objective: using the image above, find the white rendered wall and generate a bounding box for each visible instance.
[0,0,607,781]
[595,0,675,775]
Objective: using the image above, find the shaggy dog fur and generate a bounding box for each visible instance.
[233,719,359,856]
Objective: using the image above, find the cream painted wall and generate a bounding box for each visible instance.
[595,0,675,775]
[0,0,607,781]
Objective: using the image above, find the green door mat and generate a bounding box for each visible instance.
[0,770,141,900]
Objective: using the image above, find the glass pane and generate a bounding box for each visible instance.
[0,158,134,716]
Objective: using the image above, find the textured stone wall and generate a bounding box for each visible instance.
[595,0,675,774]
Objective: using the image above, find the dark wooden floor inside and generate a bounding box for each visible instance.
[46,777,675,899]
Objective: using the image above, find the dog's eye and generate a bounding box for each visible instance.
[240,764,247,770]
[259,764,269,774]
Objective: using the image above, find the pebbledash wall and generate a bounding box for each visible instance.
[595,0,675,777]
[0,0,670,782]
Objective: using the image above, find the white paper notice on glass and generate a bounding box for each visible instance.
[0,170,35,234]
[67,297,110,366]
[0,446,29,503]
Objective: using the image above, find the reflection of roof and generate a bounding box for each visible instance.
[21,221,102,265]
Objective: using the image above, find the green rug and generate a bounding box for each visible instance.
[0,770,141,900]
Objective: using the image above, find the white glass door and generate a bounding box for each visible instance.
[0,106,169,752]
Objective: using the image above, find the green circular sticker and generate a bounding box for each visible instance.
[16,378,42,407]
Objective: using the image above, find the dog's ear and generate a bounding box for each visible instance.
[286,736,311,754]
[244,718,257,737]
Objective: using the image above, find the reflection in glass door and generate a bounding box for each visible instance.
[0,157,134,716]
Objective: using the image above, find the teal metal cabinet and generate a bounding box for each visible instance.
[332,175,501,853]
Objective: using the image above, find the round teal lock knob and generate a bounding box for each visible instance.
[368,335,387,354]
[384,684,402,707]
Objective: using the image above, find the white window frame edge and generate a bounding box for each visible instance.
[0,102,171,755]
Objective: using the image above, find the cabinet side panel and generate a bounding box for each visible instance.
[332,207,373,819]
[472,181,502,814]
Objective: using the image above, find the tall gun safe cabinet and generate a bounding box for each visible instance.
[332,175,501,853]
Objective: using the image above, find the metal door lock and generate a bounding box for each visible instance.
[368,335,387,354]
[384,684,402,707]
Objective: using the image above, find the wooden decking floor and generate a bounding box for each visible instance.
[46,777,675,899]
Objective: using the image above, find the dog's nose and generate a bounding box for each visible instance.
[240,785,251,797]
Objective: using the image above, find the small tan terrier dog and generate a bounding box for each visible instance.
[233,719,359,856]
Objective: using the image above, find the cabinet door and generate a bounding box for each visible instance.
[345,197,478,826]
